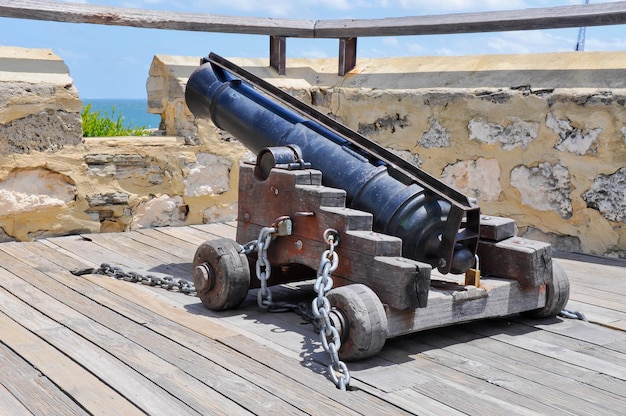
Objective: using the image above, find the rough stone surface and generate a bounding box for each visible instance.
[147,55,199,144]
[0,168,76,216]
[0,111,82,153]
[183,153,232,197]
[1,48,625,258]
[0,47,82,153]
[358,113,410,137]
[84,153,167,185]
[583,168,626,223]
[86,192,130,207]
[441,158,502,203]
[523,227,582,253]
[390,149,424,168]
[419,118,451,148]
[468,117,538,150]
[546,112,601,155]
[131,195,188,229]
[510,163,572,219]
[203,204,237,223]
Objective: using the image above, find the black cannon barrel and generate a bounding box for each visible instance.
[185,54,478,274]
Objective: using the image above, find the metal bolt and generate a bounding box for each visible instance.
[295,240,303,250]
[193,262,215,291]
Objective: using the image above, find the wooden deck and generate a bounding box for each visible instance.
[1,222,625,415]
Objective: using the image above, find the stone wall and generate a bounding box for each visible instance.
[0,47,245,241]
[1,46,624,259]
[148,53,625,258]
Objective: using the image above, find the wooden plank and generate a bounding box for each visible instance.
[560,299,626,329]
[0,342,89,415]
[0,310,143,416]
[385,387,466,416]
[515,315,626,349]
[389,325,626,415]
[476,215,516,241]
[0,0,314,36]
[338,37,357,76]
[191,222,237,238]
[270,35,286,75]
[0,246,325,415]
[460,320,626,399]
[0,382,32,416]
[81,232,192,277]
[80,271,416,414]
[1,242,390,415]
[313,2,626,37]
[126,228,198,259]
[467,320,626,381]
[2,0,626,38]
[0,264,248,415]
[78,273,407,414]
[45,235,147,271]
[385,277,544,337]
[152,226,214,246]
[477,237,551,287]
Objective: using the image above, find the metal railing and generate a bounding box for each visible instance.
[2,0,626,75]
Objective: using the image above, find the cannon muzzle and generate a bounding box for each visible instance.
[185,53,479,274]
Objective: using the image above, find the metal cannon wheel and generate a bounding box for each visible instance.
[523,260,570,318]
[327,284,388,361]
[192,238,250,311]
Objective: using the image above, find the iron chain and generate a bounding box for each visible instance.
[254,227,277,309]
[311,229,350,390]
[90,263,196,294]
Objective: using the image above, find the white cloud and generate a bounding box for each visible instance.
[486,30,574,54]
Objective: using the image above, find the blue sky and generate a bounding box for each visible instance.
[1,0,625,98]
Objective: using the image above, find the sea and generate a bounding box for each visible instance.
[83,98,162,129]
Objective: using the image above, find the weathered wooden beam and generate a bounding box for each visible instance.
[338,37,357,76]
[269,36,286,75]
[2,0,626,38]
[313,2,626,37]
[0,0,314,37]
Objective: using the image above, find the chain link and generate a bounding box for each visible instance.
[87,263,197,294]
[255,226,277,309]
[311,229,350,390]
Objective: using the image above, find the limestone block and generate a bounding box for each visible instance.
[0,46,82,153]
[86,192,130,207]
[131,195,187,229]
[511,162,572,219]
[583,168,626,223]
[441,158,502,203]
[546,112,601,155]
[147,54,203,142]
[522,227,582,253]
[468,117,538,150]
[203,203,237,224]
[0,168,76,216]
[419,118,451,148]
[183,153,232,197]
[84,153,167,185]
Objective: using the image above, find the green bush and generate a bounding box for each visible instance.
[81,104,150,137]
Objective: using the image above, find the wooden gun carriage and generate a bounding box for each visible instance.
[185,54,569,361]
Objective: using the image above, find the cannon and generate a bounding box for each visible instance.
[185,53,570,361]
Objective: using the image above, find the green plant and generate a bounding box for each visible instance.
[81,104,150,137]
